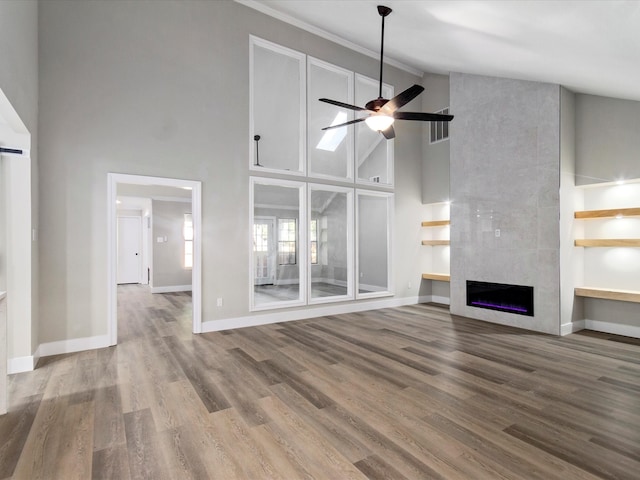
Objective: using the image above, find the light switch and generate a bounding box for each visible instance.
[157,237,164,243]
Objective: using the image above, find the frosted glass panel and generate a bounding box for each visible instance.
[309,185,353,302]
[355,74,394,185]
[251,38,305,173]
[308,59,353,180]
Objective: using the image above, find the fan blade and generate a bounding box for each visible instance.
[319,98,368,111]
[381,125,395,139]
[394,111,454,122]
[380,84,424,114]
[321,117,367,131]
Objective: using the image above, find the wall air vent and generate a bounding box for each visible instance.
[430,108,450,144]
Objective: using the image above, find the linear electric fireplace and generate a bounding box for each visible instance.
[466,280,534,316]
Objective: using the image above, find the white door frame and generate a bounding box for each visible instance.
[1,88,33,414]
[107,173,202,345]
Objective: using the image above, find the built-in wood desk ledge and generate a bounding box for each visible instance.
[422,273,450,282]
[575,287,640,303]
[574,239,640,247]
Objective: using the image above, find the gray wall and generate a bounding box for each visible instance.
[37,0,423,343]
[0,0,38,134]
[575,94,640,185]
[421,73,451,204]
[449,73,561,335]
[152,200,192,288]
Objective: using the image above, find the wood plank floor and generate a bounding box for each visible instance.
[1,284,640,479]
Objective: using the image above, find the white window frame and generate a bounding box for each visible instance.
[250,176,307,311]
[308,183,354,305]
[355,73,394,188]
[356,189,394,299]
[249,36,307,176]
[307,57,354,182]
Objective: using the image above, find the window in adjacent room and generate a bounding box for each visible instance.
[183,213,193,269]
[310,219,318,265]
[278,218,297,265]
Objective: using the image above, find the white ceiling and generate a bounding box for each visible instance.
[242,0,640,102]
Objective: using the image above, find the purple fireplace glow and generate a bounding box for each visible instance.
[466,280,534,317]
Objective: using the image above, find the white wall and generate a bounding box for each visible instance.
[37,0,424,345]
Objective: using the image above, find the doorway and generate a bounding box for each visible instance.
[107,173,202,345]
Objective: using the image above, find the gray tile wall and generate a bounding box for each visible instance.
[449,73,561,335]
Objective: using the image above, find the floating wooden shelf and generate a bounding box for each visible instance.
[421,240,450,246]
[422,273,450,282]
[421,220,450,227]
[574,239,640,247]
[575,207,640,219]
[575,287,640,303]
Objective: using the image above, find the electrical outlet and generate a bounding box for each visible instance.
[217,298,223,307]
[408,281,412,289]
[495,229,501,238]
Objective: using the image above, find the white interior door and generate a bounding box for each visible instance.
[117,216,142,284]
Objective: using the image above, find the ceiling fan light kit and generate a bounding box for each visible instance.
[319,5,454,139]
[365,114,394,132]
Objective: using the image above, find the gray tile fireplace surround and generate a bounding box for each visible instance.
[449,72,561,335]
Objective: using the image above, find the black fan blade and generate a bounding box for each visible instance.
[394,111,454,122]
[381,125,395,139]
[321,117,367,131]
[380,84,424,114]
[319,98,368,112]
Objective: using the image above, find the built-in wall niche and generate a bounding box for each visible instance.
[355,74,394,186]
[250,36,306,174]
[576,180,640,294]
[357,190,393,297]
[250,177,307,310]
[308,58,354,181]
[309,185,354,303]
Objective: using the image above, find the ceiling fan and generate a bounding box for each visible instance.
[319,5,454,140]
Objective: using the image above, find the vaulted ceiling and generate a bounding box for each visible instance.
[241,0,640,102]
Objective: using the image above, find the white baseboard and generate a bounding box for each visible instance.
[561,320,586,336]
[202,295,425,332]
[150,284,192,294]
[8,354,36,374]
[584,319,640,339]
[38,334,111,358]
